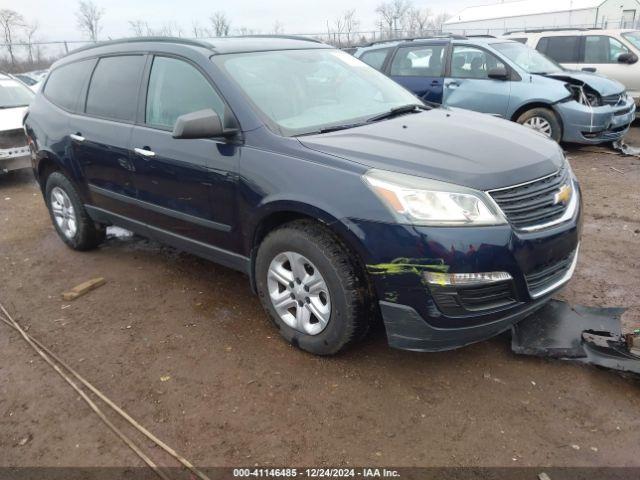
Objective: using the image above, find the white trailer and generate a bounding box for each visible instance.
[444,0,640,36]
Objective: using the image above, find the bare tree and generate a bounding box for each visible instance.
[210,11,230,36]
[24,20,39,64]
[376,0,412,37]
[406,7,431,36]
[328,16,345,46]
[191,20,210,38]
[128,19,149,37]
[76,0,104,42]
[429,11,452,33]
[0,9,25,67]
[235,26,259,36]
[272,20,284,35]
[342,10,360,46]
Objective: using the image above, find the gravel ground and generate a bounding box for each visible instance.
[1,127,639,471]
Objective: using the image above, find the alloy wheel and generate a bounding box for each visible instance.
[523,116,553,137]
[267,251,331,335]
[50,186,77,239]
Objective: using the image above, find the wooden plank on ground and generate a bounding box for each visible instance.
[62,277,106,301]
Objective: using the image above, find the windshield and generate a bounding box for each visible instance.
[492,41,563,74]
[213,49,420,136]
[0,78,34,108]
[622,31,640,50]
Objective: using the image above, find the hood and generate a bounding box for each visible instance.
[298,108,564,191]
[546,70,626,96]
[0,106,28,131]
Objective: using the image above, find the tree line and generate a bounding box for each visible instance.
[0,0,451,73]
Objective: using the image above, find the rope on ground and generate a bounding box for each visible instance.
[0,301,211,480]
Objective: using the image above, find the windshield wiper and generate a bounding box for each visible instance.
[366,104,429,123]
[305,122,368,135]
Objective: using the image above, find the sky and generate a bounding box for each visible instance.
[5,0,484,42]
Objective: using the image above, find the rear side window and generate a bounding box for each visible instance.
[359,48,390,70]
[584,35,630,63]
[44,60,93,111]
[390,45,446,77]
[536,36,580,63]
[86,55,145,122]
[145,56,225,129]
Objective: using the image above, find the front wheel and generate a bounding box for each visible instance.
[255,220,370,355]
[516,108,562,143]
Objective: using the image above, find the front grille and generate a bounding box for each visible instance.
[431,281,516,315]
[488,166,571,230]
[602,93,625,106]
[525,251,575,297]
[0,128,28,149]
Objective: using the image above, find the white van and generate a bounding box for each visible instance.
[504,29,640,111]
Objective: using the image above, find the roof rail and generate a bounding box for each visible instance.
[68,36,213,55]
[466,34,496,38]
[505,27,599,35]
[234,34,323,43]
[366,33,467,47]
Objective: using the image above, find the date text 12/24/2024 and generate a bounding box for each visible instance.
[233,468,401,478]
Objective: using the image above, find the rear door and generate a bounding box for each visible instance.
[443,44,511,117]
[386,42,448,104]
[129,55,238,250]
[535,36,581,70]
[71,54,147,219]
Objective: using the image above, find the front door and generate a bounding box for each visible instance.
[129,55,238,251]
[387,43,447,104]
[443,45,511,118]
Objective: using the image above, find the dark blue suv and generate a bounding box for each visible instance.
[25,36,582,355]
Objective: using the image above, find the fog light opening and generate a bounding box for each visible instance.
[424,271,513,287]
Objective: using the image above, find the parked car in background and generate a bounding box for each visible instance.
[0,73,34,173]
[25,36,581,355]
[504,29,640,113]
[355,36,635,144]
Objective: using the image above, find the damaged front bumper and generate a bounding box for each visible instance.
[556,96,636,144]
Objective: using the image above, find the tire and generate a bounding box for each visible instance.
[516,108,562,143]
[255,220,370,355]
[45,171,106,251]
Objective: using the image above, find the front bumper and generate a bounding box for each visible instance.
[0,145,30,173]
[557,97,636,144]
[350,184,582,352]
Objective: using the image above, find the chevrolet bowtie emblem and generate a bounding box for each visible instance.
[554,184,572,205]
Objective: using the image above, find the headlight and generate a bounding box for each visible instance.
[363,169,507,226]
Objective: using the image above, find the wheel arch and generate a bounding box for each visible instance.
[510,102,564,139]
[246,201,372,295]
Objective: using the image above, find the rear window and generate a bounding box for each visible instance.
[85,55,145,122]
[537,36,581,63]
[0,78,34,108]
[359,48,390,71]
[44,60,93,111]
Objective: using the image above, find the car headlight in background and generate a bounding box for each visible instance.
[363,169,507,226]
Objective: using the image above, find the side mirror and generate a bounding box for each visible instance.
[618,52,638,64]
[488,66,509,80]
[172,109,237,139]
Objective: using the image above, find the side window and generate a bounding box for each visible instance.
[537,36,580,63]
[86,55,146,122]
[584,36,630,63]
[451,46,506,79]
[390,45,446,77]
[44,60,93,111]
[145,56,225,129]
[359,48,390,71]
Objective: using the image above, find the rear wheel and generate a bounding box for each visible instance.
[516,108,562,143]
[45,172,105,250]
[255,220,370,355]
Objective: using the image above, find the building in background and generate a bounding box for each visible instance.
[444,0,640,36]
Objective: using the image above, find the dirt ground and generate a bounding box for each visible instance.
[1,126,639,472]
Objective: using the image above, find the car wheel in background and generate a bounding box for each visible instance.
[255,220,370,355]
[45,172,106,251]
[517,108,562,143]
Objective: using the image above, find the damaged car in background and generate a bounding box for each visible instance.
[355,37,635,144]
[1,73,34,174]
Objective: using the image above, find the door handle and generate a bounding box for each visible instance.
[70,133,85,142]
[134,147,156,158]
[445,81,460,88]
